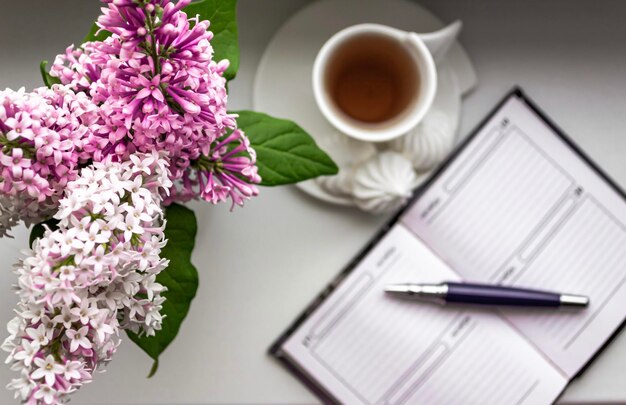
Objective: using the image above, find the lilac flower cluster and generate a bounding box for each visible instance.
[0,86,99,237]
[50,0,260,207]
[1,1,263,402]
[2,152,171,404]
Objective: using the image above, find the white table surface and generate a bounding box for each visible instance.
[1,1,626,404]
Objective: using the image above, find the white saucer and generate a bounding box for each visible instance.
[253,0,477,206]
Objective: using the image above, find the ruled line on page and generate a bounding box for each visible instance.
[406,125,575,280]
[382,317,476,405]
[400,314,552,405]
[308,273,374,343]
[504,195,626,352]
[518,194,577,262]
[443,125,506,194]
[488,186,578,284]
[308,253,401,352]
[309,251,460,403]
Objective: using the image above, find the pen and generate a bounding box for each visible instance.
[384,282,589,308]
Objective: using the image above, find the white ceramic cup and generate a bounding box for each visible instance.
[313,23,438,143]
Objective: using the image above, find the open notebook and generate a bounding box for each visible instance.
[270,88,626,404]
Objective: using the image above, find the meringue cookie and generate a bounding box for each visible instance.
[314,130,377,198]
[390,108,456,172]
[352,151,421,215]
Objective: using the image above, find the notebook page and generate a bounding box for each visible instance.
[402,94,626,377]
[280,225,565,404]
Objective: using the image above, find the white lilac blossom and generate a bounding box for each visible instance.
[3,152,172,404]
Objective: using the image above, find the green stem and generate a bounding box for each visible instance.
[192,155,223,173]
[0,133,35,159]
[52,256,76,272]
[144,10,161,76]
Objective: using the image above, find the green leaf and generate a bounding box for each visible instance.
[233,111,339,186]
[83,22,112,43]
[127,203,199,376]
[39,61,62,88]
[184,0,239,81]
[29,218,59,248]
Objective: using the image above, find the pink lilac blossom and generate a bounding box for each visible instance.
[170,129,261,207]
[49,0,260,207]
[2,152,172,404]
[0,86,99,237]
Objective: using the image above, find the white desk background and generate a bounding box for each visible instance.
[1,1,625,403]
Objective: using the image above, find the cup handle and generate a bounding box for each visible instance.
[411,20,462,64]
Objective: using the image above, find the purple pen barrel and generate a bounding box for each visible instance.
[445,282,588,307]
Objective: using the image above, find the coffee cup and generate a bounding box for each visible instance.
[312,22,461,143]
